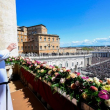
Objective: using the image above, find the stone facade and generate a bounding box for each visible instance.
[0,0,18,56]
[29,54,92,70]
[17,24,60,55]
[17,24,78,55]
[17,26,28,54]
[59,47,76,54]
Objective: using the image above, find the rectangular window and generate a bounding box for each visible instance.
[21,46,23,50]
[72,62,74,66]
[21,39,23,42]
[40,46,42,50]
[53,38,54,41]
[53,46,54,49]
[48,46,50,49]
[48,38,50,41]
[44,38,46,41]
[56,46,58,49]
[40,37,42,41]
[44,46,46,49]
[81,61,83,65]
[21,36,23,38]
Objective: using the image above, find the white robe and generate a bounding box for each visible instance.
[0,49,13,110]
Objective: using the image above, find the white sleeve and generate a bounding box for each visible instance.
[0,49,10,61]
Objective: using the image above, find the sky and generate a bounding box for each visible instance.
[16,0,110,47]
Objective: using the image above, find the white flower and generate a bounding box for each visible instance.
[93,77,99,82]
[105,99,110,107]
[52,77,56,82]
[60,78,66,84]
[95,81,100,86]
[87,78,93,82]
[34,63,37,66]
[29,65,31,68]
[60,69,63,73]
[45,75,48,79]
[102,82,107,85]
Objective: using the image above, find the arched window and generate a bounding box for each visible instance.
[59,64,62,68]
[65,62,68,67]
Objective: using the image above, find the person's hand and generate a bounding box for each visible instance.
[7,43,17,52]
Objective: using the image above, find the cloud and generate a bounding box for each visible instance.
[60,36,110,47]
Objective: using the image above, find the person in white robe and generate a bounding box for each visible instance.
[0,43,16,110]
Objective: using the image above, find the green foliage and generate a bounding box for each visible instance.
[82,47,93,51]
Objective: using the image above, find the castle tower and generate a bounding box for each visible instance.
[0,0,18,56]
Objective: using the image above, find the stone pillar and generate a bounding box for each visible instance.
[0,0,18,56]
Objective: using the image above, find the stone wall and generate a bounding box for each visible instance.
[0,0,18,56]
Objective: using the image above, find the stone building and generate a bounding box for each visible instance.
[22,24,60,55]
[59,47,76,54]
[17,26,28,54]
[17,24,78,55]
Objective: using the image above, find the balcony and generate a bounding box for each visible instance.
[5,58,110,110]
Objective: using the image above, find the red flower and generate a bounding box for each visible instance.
[90,86,98,91]
[66,70,71,73]
[99,80,103,83]
[77,72,80,76]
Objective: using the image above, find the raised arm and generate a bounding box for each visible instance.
[0,43,16,61]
